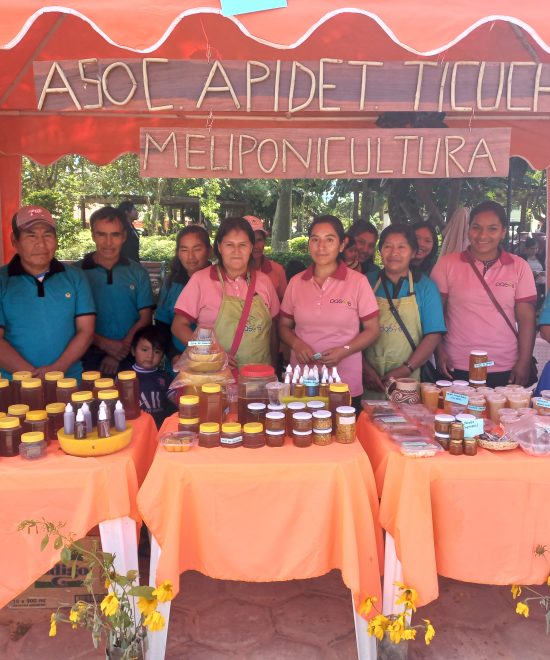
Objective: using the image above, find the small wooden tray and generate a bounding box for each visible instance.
[57,423,133,457]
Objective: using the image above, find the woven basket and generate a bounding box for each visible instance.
[477,437,518,451]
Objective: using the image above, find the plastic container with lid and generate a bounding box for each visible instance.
[19,377,45,411]
[97,389,118,424]
[23,410,49,442]
[0,378,12,413]
[179,395,199,419]
[179,418,199,434]
[46,402,65,441]
[94,378,117,394]
[7,403,30,425]
[237,364,277,425]
[292,411,313,433]
[265,411,285,432]
[292,429,312,448]
[267,403,285,413]
[312,410,332,431]
[0,416,22,456]
[80,371,101,393]
[242,422,265,448]
[71,390,96,423]
[306,400,326,413]
[56,378,78,404]
[247,402,267,424]
[328,383,351,425]
[286,401,306,435]
[313,428,333,446]
[220,422,243,448]
[199,422,221,448]
[335,406,356,443]
[116,371,141,419]
[159,431,198,452]
[44,371,64,404]
[200,384,223,424]
[11,371,32,404]
[19,431,47,460]
[266,429,285,447]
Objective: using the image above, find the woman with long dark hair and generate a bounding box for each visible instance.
[410,221,439,275]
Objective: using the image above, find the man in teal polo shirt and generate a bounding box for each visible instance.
[0,206,96,380]
[77,206,153,375]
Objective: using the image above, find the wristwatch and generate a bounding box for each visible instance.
[404,360,415,373]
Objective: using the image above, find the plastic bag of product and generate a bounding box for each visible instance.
[174,325,228,374]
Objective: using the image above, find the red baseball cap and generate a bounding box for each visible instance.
[244,215,268,235]
[13,206,56,232]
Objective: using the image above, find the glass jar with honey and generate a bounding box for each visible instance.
[116,371,141,419]
[44,371,64,404]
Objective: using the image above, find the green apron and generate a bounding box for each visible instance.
[213,266,272,367]
[365,271,422,398]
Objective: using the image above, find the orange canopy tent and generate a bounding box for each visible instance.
[1,1,550,261]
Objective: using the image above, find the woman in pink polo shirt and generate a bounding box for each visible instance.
[172,217,280,369]
[431,201,537,386]
[279,215,380,408]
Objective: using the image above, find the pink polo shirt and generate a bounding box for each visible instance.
[174,265,280,327]
[260,257,287,301]
[431,250,536,372]
[280,261,379,396]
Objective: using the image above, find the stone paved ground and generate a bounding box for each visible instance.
[0,569,548,659]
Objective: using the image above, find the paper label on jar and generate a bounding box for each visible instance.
[188,340,212,346]
[444,391,469,406]
[467,405,485,412]
[221,435,242,445]
[474,361,494,368]
[536,398,550,408]
[379,415,407,423]
[462,418,484,438]
[338,417,356,425]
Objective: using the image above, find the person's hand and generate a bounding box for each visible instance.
[320,347,348,368]
[383,365,411,384]
[363,360,384,392]
[509,359,530,386]
[435,346,454,380]
[32,365,56,379]
[101,338,129,361]
[292,338,315,365]
[100,355,120,376]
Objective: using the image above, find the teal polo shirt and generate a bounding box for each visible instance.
[539,293,550,326]
[77,254,154,340]
[367,269,447,335]
[155,278,186,353]
[0,256,96,379]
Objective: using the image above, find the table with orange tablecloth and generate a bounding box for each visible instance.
[0,412,157,609]
[137,414,384,660]
[357,411,550,609]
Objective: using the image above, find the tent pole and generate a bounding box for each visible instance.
[547,167,550,291]
[0,154,21,265]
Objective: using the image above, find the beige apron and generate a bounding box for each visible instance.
[213,266,272,367]
[365,272,422,397]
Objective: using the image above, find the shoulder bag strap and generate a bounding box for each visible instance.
[464,253,519,339]
[381,275,418,353]
[228,269,257,357]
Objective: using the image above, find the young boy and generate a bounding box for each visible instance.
[131,325,176,428]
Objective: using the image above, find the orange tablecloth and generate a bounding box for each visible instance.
[357,412,550,605]
[137,415,383,605]
[0,412,157,609]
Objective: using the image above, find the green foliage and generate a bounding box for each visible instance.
[268,250,311,269]
[286,235,309,254]
[55,230,95,261]
[23,188,81,250]
[139,236,176,262]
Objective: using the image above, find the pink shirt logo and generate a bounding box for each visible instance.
[329,298,352,307]
[495,281,516,288]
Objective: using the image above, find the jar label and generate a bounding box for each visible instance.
[463,418,484,438]
[221,435,242,445]
[338,417,356,425]
[467,405,485,411]
[474,361,494,368]
[379,415,407,423]
[536,398,550,408]
[188,340,212,346]
[444,392,469,406]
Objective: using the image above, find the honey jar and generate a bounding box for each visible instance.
[469,350,488,385]
[220,422,242,448]
[265,411,285,432]
[335,406,356,443]
[292,429,312,448]
[242,422,265,448]
[199,422,221,448]
[292,411,312,433]
[266,429,285,447]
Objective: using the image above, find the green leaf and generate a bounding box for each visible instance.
[53,536,63,550]
[128,585,155,598]
[71,561,77,579]
[60,546,71,565]
[40,535,49,551]
[126,570,138,582]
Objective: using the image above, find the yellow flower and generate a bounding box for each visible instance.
[137,596,158,616]
[387,614,406,644]
[394,582,418,612]
[358,596,378,618]
[402,628,417,640]
[516,602,530,618]
[547,575,550,587]
[367,614,389,641]
[104,578,111,590]
[49,614,57,637]
[511,584,522,599]
[69,609,80,624]
[100,592,120,617]
[152,581,174,603]
[144,610,165,632]
[424,619,435,645]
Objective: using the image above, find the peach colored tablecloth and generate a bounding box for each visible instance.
[357,412,550,605]
[0,412,157,608]
[137,415,383,606]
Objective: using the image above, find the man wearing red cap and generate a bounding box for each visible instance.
[244,215,287,300]
[0,206,95,379]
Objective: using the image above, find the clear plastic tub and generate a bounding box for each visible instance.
[159,431,198,452]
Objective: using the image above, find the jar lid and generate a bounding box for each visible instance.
[329,383,349,392]
[455,413,475,422]
[292,412,312,420]
[293,429,312,435]
[541,390,550,399]
[265,411,285,420]
[26,410,47,421]
[201,384,221,393]
[179,417,199,424]
[267,403,285,411]
[247,402,266,411]
[222,422,242,433]
[0,378,8,389]
[8,404,29,415]
[46,402,65,414]
[306,401,325,409]
[435,380,452,387]
[200,422,220,433]
[98,389,119,400]
[57,378,77,389]
[312,410,332,419]
[95,378,114,388]
[44,370,65,381]
[21,378,42,389]
[81,371,101,381]
[452,380,470,388]
[336,406,355,414]
[12,371,32,381]
[470,350,487,356]
[0,417,19,429]
[21,431,44,443]
[180,395,199,405]
[71,391,93,402]
[117,370,137,381]
[434,414,455,422]
[287,402,306,410]
[243,422,263,433]
[266,429,285,435]
[239,364,275,379]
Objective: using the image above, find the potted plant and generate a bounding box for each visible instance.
[19,519,174,660]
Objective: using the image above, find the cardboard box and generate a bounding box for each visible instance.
[9,536,107,609]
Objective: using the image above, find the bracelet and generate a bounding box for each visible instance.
[403,361,415,373]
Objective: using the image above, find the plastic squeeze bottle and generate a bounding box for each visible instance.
[63,402,75,435]
[114,401,126,432]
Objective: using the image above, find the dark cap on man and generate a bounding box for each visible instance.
[12,206,56,233]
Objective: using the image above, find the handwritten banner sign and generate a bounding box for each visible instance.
[139,127,511,179]
[33,59,550,114]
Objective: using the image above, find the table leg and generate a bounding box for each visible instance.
[352,592,377,660]
[146,536,171,660]
[383,532,404,616]
[99,516,139,577]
